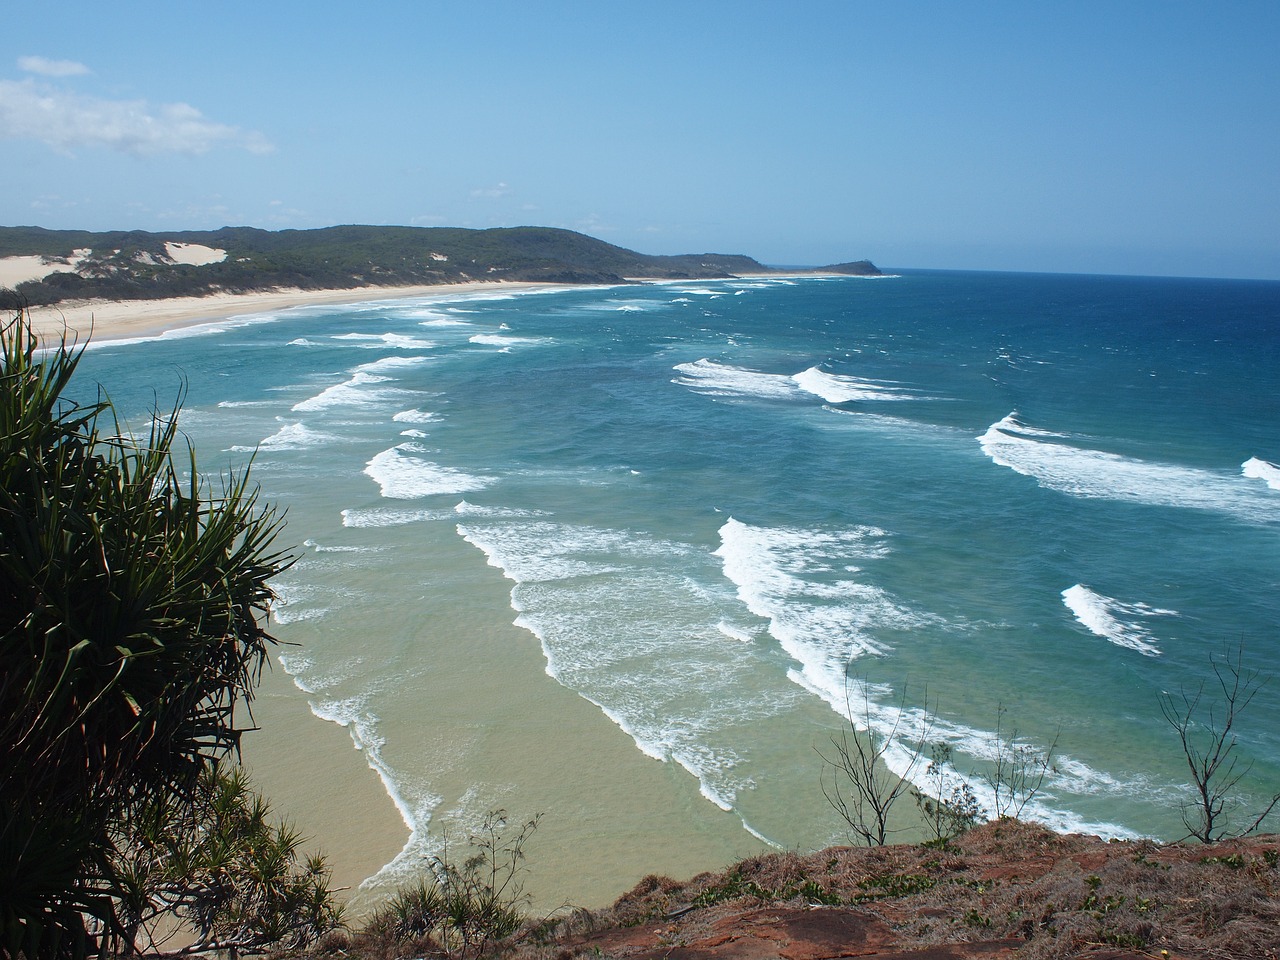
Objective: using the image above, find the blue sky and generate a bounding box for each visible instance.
[4,2,1278,279]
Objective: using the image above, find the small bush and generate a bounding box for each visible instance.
[361,810,540,960]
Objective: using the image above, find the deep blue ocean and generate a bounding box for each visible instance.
[70,269,1280,891]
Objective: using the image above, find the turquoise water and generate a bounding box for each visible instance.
[70,270,1280,889]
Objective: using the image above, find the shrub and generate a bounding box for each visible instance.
[362,810,540,960]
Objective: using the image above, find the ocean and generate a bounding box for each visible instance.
[68,269,1280,904]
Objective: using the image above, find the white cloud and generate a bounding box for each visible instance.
[0,78,272,156]
[18,56,90,78]
[470,181,511,199]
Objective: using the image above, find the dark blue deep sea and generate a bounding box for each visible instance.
[71,269,1280,884]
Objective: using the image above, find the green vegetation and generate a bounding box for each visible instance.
[0,308,312,957]
[112,765,341,953]
[0,225,843,308]
[359,811,541,960]
[912,742,984,843]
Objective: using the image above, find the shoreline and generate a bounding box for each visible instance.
[19,281,570,345]
[17,272,866,346]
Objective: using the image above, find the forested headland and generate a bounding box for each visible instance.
[0,224,880,306]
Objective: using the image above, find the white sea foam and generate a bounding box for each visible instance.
[364,445,493,499]
[331,332,437,349]
[229,421,343,452]
[340,506,452,527]
[716,621,755,642]
[392,409,439,424]
[1062,584,1175,657]
[452,500,548,518]
[291,371,394,412]
[669,287,728,296]
[274,658,442,893]
[787,666,1136,837]
[269,580,331,624]
[291,356,428,412]
[675,359,924,405]
[792,366,921,403]
[673,359,800,399]
[468,333,548,348]
[1243,457,1280,491]
[77,312,280,350]
[358,355,433,373]
[715,517,914,683]
[302,537,378,554]
[715,517,1136,837]
[287,338,322,346]
[980,414,1280,523]
[396,306,469,326]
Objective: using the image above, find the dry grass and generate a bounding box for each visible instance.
[496,820,1280,960]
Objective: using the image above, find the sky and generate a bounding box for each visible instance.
[3,1,1278,279]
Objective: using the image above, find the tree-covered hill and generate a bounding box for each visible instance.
[0,224,880,306]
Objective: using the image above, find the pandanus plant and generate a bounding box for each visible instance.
[0,309,292,959]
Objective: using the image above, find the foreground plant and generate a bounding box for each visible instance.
[912,742,984,843]
[363,810,541,960]
[0,309,292,958]
[112,766,342,953]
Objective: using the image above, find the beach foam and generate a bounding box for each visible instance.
[675,359,923,404]
[340,506,453,527]
[457,516,801,824]
[331,332,437,349]
[392,409,440,424]
[468,333,549,348]
[715,518,1137,837]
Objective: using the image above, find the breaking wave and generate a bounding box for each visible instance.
[980,414,1280,524]
[1061,584,1176,657]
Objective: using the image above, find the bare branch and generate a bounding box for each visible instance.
[816,672,929,846]
[1159,642,1277,842]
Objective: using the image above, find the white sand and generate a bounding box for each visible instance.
[164,242,227,265]
[0,249,92,287]
[18,281,562,346]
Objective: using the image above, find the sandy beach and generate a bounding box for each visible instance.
[19,281,562,346]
